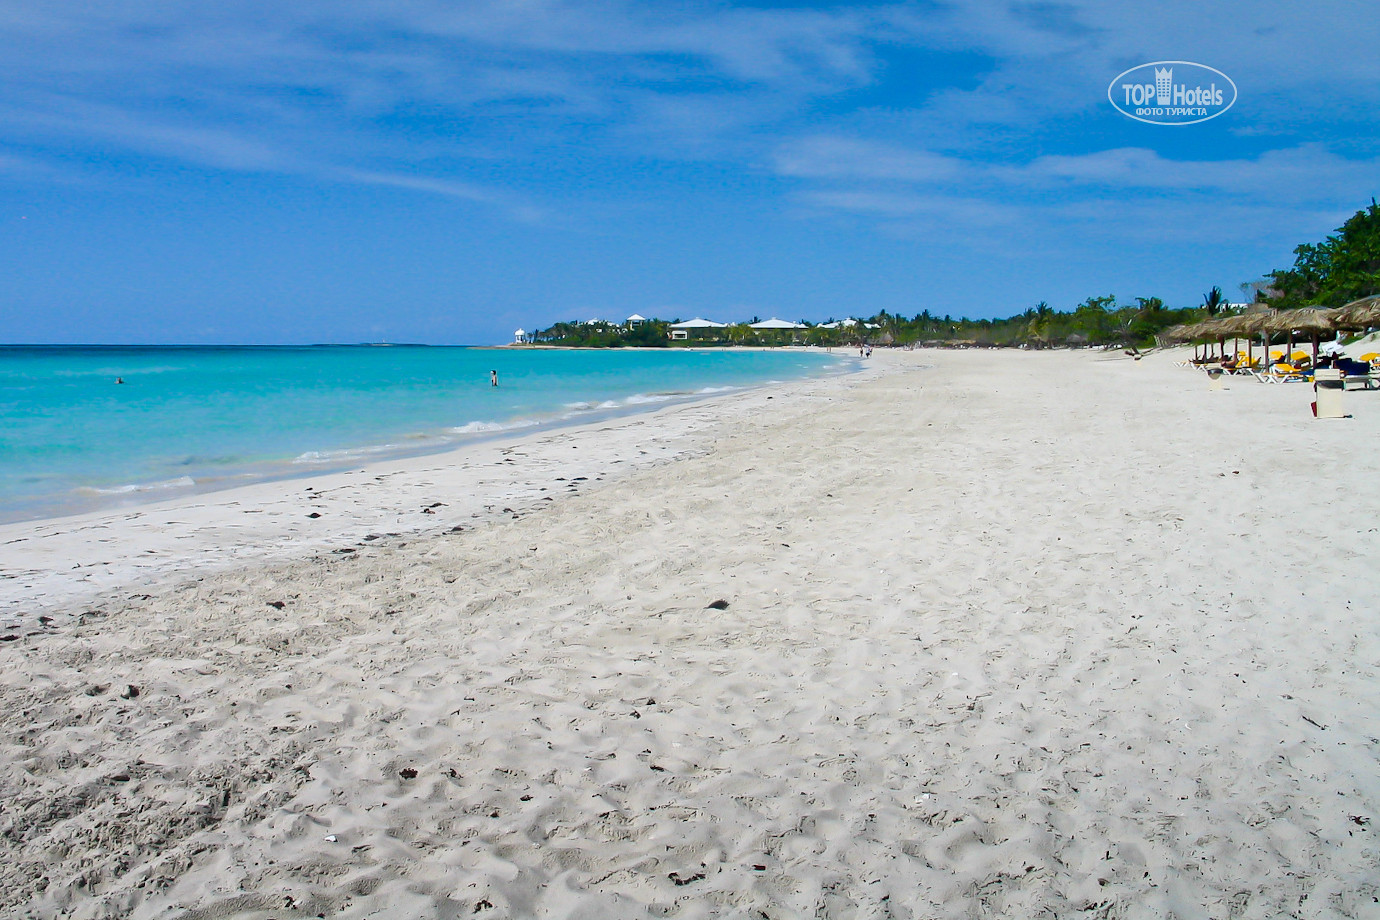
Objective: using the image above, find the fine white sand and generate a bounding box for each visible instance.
[2,349,1378,919]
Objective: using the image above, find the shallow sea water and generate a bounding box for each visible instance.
[0,345,849,523]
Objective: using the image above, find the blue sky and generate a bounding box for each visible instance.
[1,1,1377,344]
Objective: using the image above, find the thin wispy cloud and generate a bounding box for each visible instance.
[0,1,901,205]
[772,133,1379,243]
[795,188,1017,227]
[1020,145,1380,200]
[2,94,289,172]
[338,168,546,223]
[774,136,963,182]
[0,1,1375,342]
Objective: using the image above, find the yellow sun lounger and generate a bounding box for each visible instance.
[1253,363,1307,383]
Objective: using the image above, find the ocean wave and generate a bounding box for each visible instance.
[449,418,540,435]
[562,388,726,415]
[50,365,188,379]
[76,475,197,496]
[292,443,403,464]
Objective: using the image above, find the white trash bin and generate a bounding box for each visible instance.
[1313,368,1345,418]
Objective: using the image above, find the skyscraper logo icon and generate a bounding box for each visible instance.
[1155,68,1172,105]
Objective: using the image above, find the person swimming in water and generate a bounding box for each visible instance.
[490,370,498,387]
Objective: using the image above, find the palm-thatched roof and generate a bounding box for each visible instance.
[1213,308,1278,337]
[1155,323,1191,346]
[1158,304,1290,347]
[1160,317,1230,344]
[1265,307,1339,335]
[1194,317,1237,339]
[1333,295,1380,329]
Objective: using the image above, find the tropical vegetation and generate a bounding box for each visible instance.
[1266,198,1380,308]
[528,199,1380,350]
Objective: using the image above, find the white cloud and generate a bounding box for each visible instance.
[0,0,903,205]
[0,0,1375,225]
[1014,145,1380,203]
[793,188,1017,229]
[774,134,1378,199]
[865,1,1380,141]
[338,168,546,222]
[773,132,1379,252]
[774,136,963,182]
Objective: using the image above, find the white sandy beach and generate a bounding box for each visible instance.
[2,348,1378,919]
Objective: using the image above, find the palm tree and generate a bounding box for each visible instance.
[1203,286,1225,316]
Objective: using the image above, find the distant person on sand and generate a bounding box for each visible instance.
[490,370,498,387]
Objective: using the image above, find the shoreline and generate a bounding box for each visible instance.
[0,356,883,620]
[3,347,1378,919]
[0,346,855,529]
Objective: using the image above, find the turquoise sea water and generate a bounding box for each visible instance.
[0,346,849,523]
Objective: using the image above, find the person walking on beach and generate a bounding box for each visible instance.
[490,370,499,387]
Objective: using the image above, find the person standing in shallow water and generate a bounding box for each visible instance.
[490,370,498,387]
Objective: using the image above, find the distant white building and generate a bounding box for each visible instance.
[626,313,648,325]
[513,328,527,344]
[669,318,727,329]
[668,318,727,341]
[749,318,806,330]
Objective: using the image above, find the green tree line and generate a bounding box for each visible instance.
[529,198,1379,349]
[531,297,1205,350]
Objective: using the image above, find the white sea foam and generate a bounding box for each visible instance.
[449,419,540,435]
[51,365,188,379]
[77,476,197,496]
[292,444,403,464]
[6,346,849,523]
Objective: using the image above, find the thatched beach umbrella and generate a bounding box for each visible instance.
[1266,307,1340,363]
[1210,313,1248,359]
[1333,295,1380,330]
[1171,320,1208,358]
[1215,308,1277,365]
[1193,317,1235,360]
[1155,323,1190,348]
[1176,318,1218,360]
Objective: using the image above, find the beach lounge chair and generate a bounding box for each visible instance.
[1254,362,1306,383]
[1336,357,1377,390]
